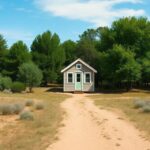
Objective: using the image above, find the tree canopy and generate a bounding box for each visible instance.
[31,31,65,85]
[19,62,43,92]
[0,17,150,90]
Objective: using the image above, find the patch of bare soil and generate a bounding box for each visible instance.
[47,94,150,150]
[0,115,18,130]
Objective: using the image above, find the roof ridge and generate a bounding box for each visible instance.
[61,58,97,73]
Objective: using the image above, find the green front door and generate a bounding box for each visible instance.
[75,73,82,91]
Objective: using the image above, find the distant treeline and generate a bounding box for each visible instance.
[0,17,150,90]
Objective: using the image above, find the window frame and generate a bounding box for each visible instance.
[76,64,82,69]
[67,72,74,83]
[84,72,91,83]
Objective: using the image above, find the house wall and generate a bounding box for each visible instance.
[63,62,95,92]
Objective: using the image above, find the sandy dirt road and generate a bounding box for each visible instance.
[47,94,150,150]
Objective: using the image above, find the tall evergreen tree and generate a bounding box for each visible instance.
[62,40,76,65]
[6,41,31,80]
[0,35,8,75]
[31,31,65,85]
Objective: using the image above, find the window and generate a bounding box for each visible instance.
[76,64,82,69]
[76,73,81,82]
[67,73,73,83]
[85,73,91,83]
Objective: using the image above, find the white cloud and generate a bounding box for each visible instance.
[34,0,145,26]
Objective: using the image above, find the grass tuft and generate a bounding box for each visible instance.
[0,104,15,115]
[20,110,34,121]
[13,103,24,114]
[142,105,150,113]
[35,102,44,110]
[25,99,34,106]
[0,103,25,115]
[134,99,146,109]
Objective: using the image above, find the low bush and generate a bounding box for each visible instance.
[0,103,25,115]
[0,104,15,115]
[134,100,146,109]
[35,102,44,110]
[145,100,150,105]
[11,82,26,93]
[0,76,12,91]
[142,105,150,113]
[13,103,24,114]
[25,100,34,106]
[19,111,34,121]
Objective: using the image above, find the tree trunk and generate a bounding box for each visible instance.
[29,86,33,93]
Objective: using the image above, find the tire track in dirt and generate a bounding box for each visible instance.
[47,94,150,150]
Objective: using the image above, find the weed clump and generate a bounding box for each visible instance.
[20,111,34,121]
[134,100,145,109]
[35,102,44,110]
[25,100,34,106]
[134,99,150,113]
[142,105,150,113]
[0,104,15,115]
[13,103,24,114]
[0,103,24,115]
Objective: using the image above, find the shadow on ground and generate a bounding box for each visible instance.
[46,87,63,93]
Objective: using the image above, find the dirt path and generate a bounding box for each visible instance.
[47,94,150,150]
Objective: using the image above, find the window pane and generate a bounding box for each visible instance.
[68,73,73,83]
[77,74,81,82]
[76,64,82,69]
[85,73,90,83]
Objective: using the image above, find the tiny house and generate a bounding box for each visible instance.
[61,58,97,92]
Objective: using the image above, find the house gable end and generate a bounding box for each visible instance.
[61,58,97,73]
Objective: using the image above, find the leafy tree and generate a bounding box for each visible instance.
[62,40,76,65]
[31,31,65,85]
[79,29,100,42]
[98,27,115,52]
[141,52,150,85]
[79,28,102,51]
[98,17,150,57]
[0,35,8,75]
[76,39,99,67]
[18,62,43,92]
[6,41,31,80]
[0,75,12,91]
[99,45,141,89]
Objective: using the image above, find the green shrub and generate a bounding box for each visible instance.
[11,82,26,93]
[134,100,145,109]
[145,100,150,105]
[0,104,15,115]
[0,76,12,91]
[35,102,44,110]
[13,103,24,114]
[25,100,34,106]
[0,103,25,115]
[19,111,34,121]
[142,105,150,113]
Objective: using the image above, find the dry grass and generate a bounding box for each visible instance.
[89,90,150,140]
[0,88,70,150]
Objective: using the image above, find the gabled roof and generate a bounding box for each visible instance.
[61,58,97,73]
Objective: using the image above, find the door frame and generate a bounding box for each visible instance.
[75,72,83,91]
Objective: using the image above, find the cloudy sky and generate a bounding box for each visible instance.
[0,0,149,47]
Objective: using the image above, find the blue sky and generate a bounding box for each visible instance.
[0,0,150,48]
